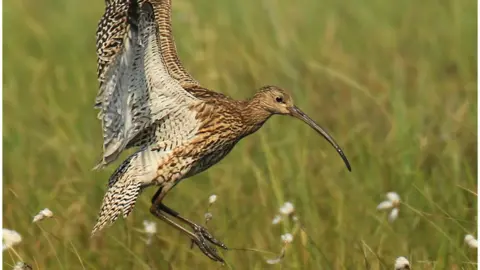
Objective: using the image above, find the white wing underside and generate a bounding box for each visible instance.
[96,3,200,168]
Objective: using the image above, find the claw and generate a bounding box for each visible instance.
[193,225,228,250]
[191,234,225,262]
[151,202,227,262]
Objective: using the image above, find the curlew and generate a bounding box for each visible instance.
[91,0,351,262]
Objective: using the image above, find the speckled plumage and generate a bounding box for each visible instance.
[92,0,351,262]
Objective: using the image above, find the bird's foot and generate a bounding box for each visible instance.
[192,224,228,250]
[191,234,225,263]
[188,224,227,262]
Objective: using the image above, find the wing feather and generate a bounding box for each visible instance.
[150,0,199,88]
[95,1,141,111]
[94,1,201,169]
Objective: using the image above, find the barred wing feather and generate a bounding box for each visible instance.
[94,1,201,169]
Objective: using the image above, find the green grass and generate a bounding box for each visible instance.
[3,0,477,269]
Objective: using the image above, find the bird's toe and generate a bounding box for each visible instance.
[191,235,225,263]
[193,224,228,250]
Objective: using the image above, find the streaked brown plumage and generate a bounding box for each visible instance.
[91,0,351,263]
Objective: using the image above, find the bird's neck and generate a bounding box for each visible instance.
[240,98,272,136]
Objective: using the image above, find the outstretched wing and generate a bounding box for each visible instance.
[95,0,142,111]
[149,0,199,88]
[94,0,202,169]
[94,0,200,111]
[94,0,143,168]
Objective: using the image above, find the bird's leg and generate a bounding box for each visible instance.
[149,205,224,262]
[150,187,225,262]
[158,203,228,250]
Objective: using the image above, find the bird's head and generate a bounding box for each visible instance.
[253,85,294,115]
[252,85,352,171]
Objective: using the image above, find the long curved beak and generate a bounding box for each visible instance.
[289,106,351,171]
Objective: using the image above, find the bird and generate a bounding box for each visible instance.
[91,0,352,263]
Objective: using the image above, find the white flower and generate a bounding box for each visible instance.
[272,215,282,225]
[204,212,213,222]
[266,246,286,264]
[266,257,282,265]
[279,202,295,215]
[143,220,157,235]
[376,201,394,210]
[465,234,478,249]
[40,208,53,218]
[272,202,299,225]
[208,194,217,204]
[388,208,399,223]
[3,229,22,251]
[13,262,32,270]
[377,192,400,210]
[143,220,157,245]
[377,192,401,223]
[386,192,400,205]
[32,208,54,223]
[281,233,293,243]
[394,256,410,270]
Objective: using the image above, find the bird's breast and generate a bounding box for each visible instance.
[183,140,238,179]
[181,121,243,178]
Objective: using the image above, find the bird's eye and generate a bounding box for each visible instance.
[275,96,284,103]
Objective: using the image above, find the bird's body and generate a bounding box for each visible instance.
[91,0,351,262]
[92,84,276,235]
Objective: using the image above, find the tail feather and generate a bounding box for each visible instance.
[91,140,172,236]
[91,146,163,236]
[91,178,142,236]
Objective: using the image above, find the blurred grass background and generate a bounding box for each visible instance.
[3,0,477,269]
